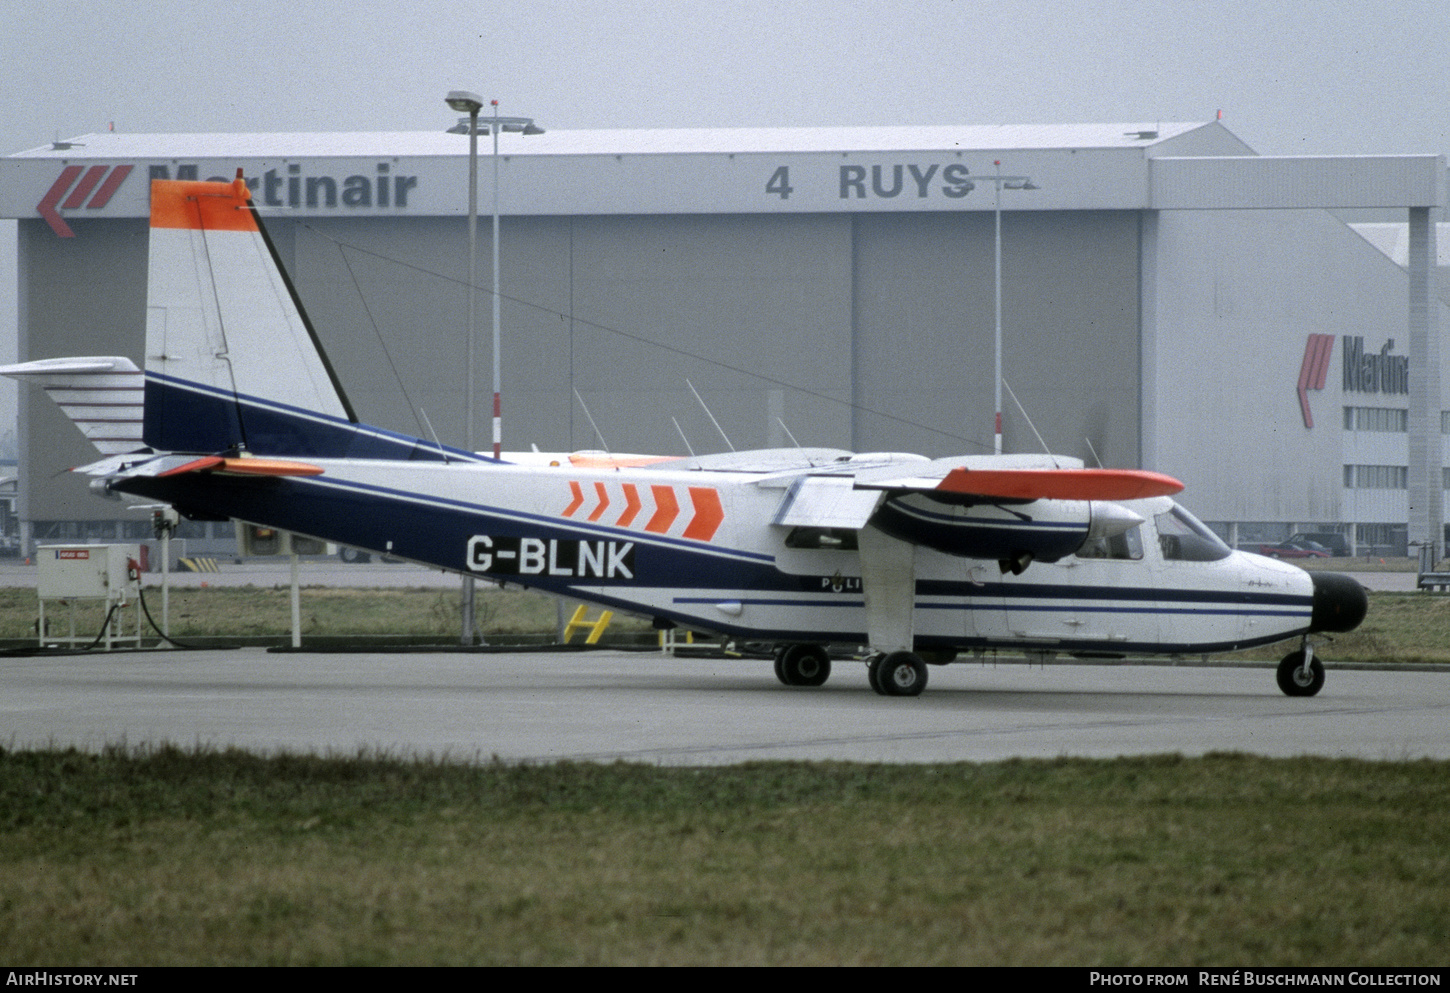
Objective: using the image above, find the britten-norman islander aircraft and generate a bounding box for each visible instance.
[4,174,1368,697]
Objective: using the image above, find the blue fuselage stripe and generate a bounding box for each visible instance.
[672,596,1308,618]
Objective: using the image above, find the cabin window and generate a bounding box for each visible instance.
[1076,525,1144,560]
[784,526,859,551]
[1155,505,1231,562]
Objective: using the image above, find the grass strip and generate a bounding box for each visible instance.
[1,747,1447,965]
[0,584,652,645]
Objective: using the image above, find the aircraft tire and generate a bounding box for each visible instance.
[876,651,928,697]
[778,644,831,687]
[1276,650,1325,697]
[773,649,791,686]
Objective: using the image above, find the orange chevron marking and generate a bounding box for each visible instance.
[587,481,610,522]
[645,485,679,534]
[683,487,724,541]
[562,481,585,517]
[617,483,643,527]
[561,482,720,539]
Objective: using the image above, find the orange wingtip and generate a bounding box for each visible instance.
[938,467,1184,502]
[150,177,258,232]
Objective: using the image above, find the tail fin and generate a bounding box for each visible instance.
[0,356,144,454]
[144,173,360,455]
[12,175,477,464]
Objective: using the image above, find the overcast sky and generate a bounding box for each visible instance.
[4,0,1449,156]
[3,0,1450,440]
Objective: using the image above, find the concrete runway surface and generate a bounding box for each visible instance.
[2,648,1446,764]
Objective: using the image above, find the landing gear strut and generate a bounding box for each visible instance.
[774,644,832,687]
[1276,641,1325,697]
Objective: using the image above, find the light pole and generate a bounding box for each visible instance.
[988,160,1038,455]
[445,91,483,454]
[446,91,483,646]
[447,95,545,459]
[446,92,544,645]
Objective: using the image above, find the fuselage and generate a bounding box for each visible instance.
[114,450,1334,658]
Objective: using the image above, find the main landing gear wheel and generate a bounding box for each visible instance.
[870,651,928,697]
[1276,649,1325,697]
[774,644,832,687]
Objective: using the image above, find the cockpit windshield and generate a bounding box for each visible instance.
[1154,503,1232,562]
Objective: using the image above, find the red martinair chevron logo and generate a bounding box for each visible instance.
[36,164,134,237]
[1297,333,1334,428]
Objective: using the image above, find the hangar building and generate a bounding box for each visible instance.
[1,120,1446,559]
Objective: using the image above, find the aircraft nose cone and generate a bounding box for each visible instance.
[1309,572,1368,633]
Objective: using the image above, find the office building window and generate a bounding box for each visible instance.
[1344,407,1407,432]
[1343,464,1408,489]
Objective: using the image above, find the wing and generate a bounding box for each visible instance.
[849,454,1182,501]
[773,453,1184,568]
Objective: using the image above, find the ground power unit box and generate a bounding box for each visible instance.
[35,544,146,648]
[37,544,143,599]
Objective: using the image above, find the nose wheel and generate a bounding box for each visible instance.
[1276,643,1325,697]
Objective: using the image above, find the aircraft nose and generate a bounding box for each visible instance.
[1309,572,1368,633]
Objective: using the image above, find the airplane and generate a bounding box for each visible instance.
[2,173,1369,698]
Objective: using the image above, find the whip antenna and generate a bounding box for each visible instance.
[687,379,735,452]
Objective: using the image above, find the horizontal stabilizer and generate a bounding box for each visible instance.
[0,356,144,455]
[156,456,324,478]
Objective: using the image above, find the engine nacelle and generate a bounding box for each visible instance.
[869,494,1142,566]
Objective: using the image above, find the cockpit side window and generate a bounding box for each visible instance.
[1154,505,1231,562]
[1076,525,1144,560]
